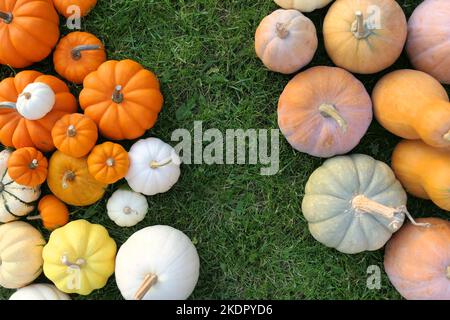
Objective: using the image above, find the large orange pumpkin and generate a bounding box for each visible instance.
[54,32,106,84]
[79,59,164,140]
[0,0,60,68]
[0,71,77,152]
[384,218,450,300]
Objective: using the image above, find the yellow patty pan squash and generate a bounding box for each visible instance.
[42,219,117,295]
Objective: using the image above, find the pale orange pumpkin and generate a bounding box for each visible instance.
[373,69,450,148]
[278,66,372,158]
[384,218,450,300]
[323,0,407,74]
[392,140,450,211]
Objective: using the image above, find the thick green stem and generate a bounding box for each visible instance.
[319,104,348,133]
[71,44,102,60]
[0,11,12,24]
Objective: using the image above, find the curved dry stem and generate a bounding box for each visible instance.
[150,157,173,169]
[319,104,348,133]
[0,102,17,110]
[134,274,158,300]
[71,44,102,60]
[62,170,76,189]
[26,215,42,221]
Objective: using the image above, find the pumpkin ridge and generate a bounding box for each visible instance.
[7,16,56,50]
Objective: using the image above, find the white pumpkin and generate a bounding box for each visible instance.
[107,189,149,227]
[0,149,41,223]
[16,82,55,120]
[0,221,46,289]
[9,284,71,300]
[115,225,200,300]
[125,138,181,196]
[274,0,334,12]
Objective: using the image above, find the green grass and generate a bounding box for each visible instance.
[0,0,447,300]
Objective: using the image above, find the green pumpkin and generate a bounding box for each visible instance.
[302,154,408,254]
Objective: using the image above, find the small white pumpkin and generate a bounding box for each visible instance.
[115,225,200,300]
[0,221,46,289]
[107,189,149,227]
[16,82,56,120]
[0,149,41,223]
[9,284,71,300]
[274,0,334,12]
[125,138,181,196]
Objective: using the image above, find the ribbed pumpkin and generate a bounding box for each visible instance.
[53,0,97,18]
[27,195,70,231]
[52,113,98,158]
[7,147,48,187]
[0,71,77,152]
[278,66,372,158]
[384,218,450,300]
[373,69,450,148]
[47,151,106,206]
[87,142,130,184]
[54,32,106,84]
[392,140,450,211]
[274,0,334,12]
[323,0,407,74]
[79,59,164,140]
[0,0,59,68]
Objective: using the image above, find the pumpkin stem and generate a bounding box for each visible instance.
[150,157,172,169]
[276,22,289,39]
[29,159,39,169]
[71,44,102,60]
[61,255,86,268]
[106,158,115,167]
[319,104,348,133]
[123,206,135,215]
[134,273,158,300]
[26,215,42,221]
[402,206,432,228]
[352,11,370,39]
[112,85,124,103]
[0,11,13,24]
[20,92,32,100]
[62,171,76,189]
[0,102,17,110]
[444,131,450,142]
[67,124,77,137]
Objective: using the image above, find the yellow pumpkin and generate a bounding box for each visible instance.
[42,219,117,295]
[47,151,106,206]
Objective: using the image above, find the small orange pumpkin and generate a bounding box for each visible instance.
[52,113,98,158]
[28,195,69,230]
[7,147,48,187]
[53,0,97,18]
[79,59,164,140]
[87,142,130,184]
[54,32,106,84]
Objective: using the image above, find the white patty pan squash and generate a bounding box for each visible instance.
[274,0,334,12]
[302,154,420,254]
[115,225,200,300]
[0,149,41,223]
[9,284,71,300]
[125,138,181,196]
[0,221,46,289]
[107,189,149,227]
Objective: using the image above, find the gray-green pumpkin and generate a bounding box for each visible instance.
[302,154,409,254]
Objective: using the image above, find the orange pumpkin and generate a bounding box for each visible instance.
[0,0,59,68]
[0,71,77,152]
[79,59,164,140]
[54,32,106,84]
[52,113,98,158]
[28,195,70,230]
[47,151,106,206]
[53,0,97,18]
[384,217,450,300]
[392,140,450,211]
[7,147,48,187]
[87,142,130,184]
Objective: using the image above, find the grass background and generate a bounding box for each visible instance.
[0,0,448,300]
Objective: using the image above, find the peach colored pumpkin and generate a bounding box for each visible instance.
[373,69,450,149]
[323,0,407,74]
[278,66,372,158]
[274,0,334,12]
[407,0,450,84]
[384,218,450,300]
[255,9,318,74]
